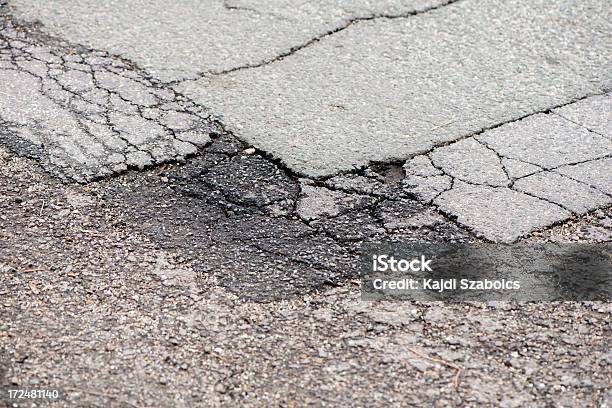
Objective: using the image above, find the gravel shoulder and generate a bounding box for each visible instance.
[1,145,610,407]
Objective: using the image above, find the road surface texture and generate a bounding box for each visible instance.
[0,0,610,407]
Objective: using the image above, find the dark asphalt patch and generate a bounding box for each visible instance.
[97,134,473,301]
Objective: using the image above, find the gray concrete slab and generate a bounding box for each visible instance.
[403,105,612,241]
[9,0,450,82]
[177,0,611,178]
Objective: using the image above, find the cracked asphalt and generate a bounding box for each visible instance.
[0,0,611,407]
[404,102,611,241]
[0,14,216,181]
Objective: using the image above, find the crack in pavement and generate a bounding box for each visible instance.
[1,2,611,405]
[221,0,293,21]
[207,0,463,77]
[8,0,458,83]
[509,155,612,196]
[2,1,609,187]
[312,89,611,183]
[551,110,611,141]
[551,93,612,140]
[222,0,259,14]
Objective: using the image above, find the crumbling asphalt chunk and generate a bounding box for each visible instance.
[403,156,452,204]
[375,199,446,231]
[429,138,509,187]
[554,157,612,194]
[500,158,542,180]
[296,182,372,222]
[0,14,217,182]
[513,172,610,214]
[320,167,407,199]
[476,113,611,170]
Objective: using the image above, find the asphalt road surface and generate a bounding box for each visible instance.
[0,0,610,406]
